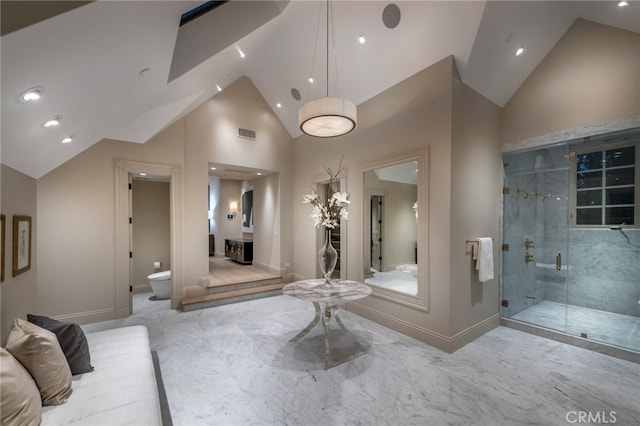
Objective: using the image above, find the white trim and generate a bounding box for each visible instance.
[502,115,640,154]
[348,301,500,353]
[53,308,117,324]
[114,159,184,313]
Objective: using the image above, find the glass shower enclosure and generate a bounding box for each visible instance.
[501,128,640,356]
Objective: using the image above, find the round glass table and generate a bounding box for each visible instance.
[283,279,372,369]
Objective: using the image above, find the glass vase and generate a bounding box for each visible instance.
[318,228,338,284]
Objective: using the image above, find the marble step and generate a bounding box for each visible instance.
[181,282,285,312]
[205,276,282,294]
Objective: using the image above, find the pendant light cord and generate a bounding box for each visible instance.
[326,0,330,97]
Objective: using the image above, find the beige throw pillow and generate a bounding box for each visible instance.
[6,318,73,406]
[0,347,42,426]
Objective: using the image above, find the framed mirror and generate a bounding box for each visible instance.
[363,150,427,309]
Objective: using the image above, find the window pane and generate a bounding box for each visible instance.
[577,190,602,206]
[606,187,634,205]
[606,207,634,225]
[576,208,602,225]
[606,167,635,186]
[606,146,635,168]
[577,152,603,171]
[577,171,602,189]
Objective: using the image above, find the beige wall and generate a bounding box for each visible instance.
[185,77,294,284]
[131,180,170,291]
[1,165,37,344]
[217,179,242,243]
[502,19,640,144]
[36,120,184,322]
[294,57,501,351]
[4,17,634,350]
[450,78,502,336]
[29,77,292,324]
[252,173,283,274]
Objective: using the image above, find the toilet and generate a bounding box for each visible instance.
[147,270,171,300]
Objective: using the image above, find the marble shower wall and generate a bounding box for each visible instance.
[557,229,639,317]
[503,147,640,320]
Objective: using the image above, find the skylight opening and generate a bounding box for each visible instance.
[180,1,229,26]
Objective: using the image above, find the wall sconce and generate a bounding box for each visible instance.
[229,202,238,216]
[413,201,418,219]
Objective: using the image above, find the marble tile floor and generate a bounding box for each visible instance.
[82,293,640,426]
[511,300,640,353]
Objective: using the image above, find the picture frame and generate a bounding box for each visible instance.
[12,215,32,277]
[1,214,5,282]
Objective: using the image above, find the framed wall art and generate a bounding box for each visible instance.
[12,215,32,277]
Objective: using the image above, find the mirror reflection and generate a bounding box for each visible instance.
[363,160,418,295]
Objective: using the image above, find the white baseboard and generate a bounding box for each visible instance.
[347,302,500,353]
[252,260,285,277]
[54,308,118,325]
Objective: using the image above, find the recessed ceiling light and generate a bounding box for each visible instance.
[216,84,222,92]
[61,136,72,144]
[210,167,217,170]
[256,172,262,176]
[236,46,245,58]
[276,103,282,108]
[358,33,366,44]
[618,1,629,7]
[19,86,44,102]
[43,116,61,128]
[515,47,525,57]
[308,77,314,84]
[140,173,147,176]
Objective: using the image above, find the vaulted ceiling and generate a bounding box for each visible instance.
[2,1,638,178]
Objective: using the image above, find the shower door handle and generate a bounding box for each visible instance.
[555,252,561,271]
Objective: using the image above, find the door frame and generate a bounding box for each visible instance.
[114,159,184,314]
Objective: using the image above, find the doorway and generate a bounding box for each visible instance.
[501,127,640,355]
[130,177,171,312]
[114,159,184,316]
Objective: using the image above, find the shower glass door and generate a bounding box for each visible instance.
[502,144,571,333]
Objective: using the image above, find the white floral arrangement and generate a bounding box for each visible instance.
[302,161,350,229]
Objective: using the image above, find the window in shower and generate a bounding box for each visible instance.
[573,143,637,226]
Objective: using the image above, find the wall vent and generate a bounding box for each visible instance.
[238,128,256,140]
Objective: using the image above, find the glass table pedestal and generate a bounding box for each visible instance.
[283,279,372,370]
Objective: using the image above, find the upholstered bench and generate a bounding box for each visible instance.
[2,320,161,426]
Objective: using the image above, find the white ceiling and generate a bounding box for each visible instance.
[2,1,638,179]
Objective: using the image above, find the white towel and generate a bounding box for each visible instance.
[475,237,494,282]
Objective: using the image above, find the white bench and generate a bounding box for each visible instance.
[41,325,162,425]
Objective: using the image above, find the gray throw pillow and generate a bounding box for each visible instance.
[27,314,94,375]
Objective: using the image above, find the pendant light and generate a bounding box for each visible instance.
[298,0,357,138]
